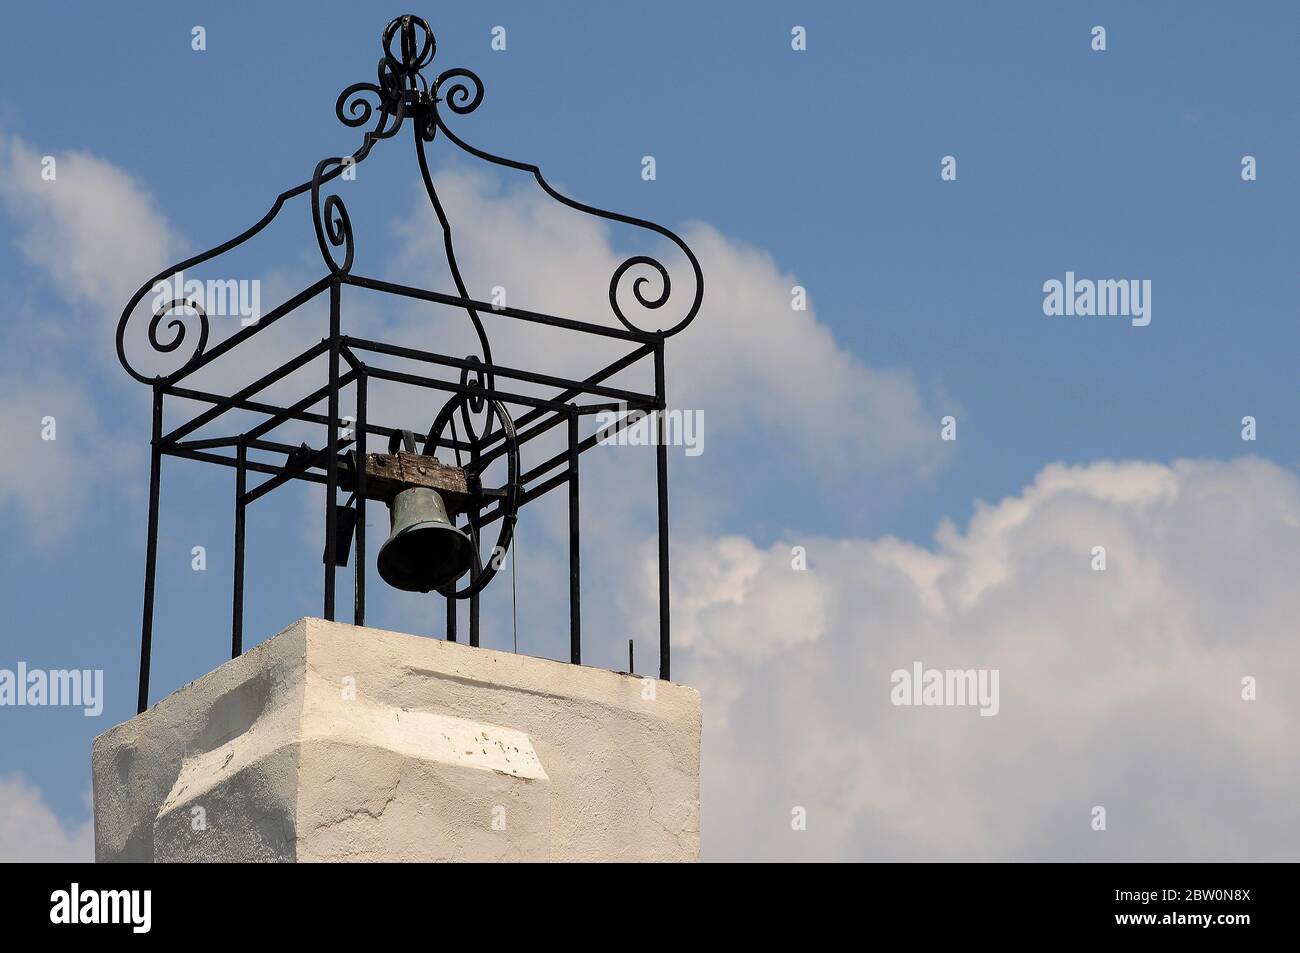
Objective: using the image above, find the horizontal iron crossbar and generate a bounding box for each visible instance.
[340,273,659,344]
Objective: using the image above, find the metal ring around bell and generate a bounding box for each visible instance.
[421,385,519,601]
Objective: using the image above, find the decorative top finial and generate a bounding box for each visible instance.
[382,15,436,82]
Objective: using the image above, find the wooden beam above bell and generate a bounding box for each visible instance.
[361,451,472,509]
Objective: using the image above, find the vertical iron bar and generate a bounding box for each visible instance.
[568,408,581,664]
[468,527,480,647]
[446,593,457,641]
[232,439,246,657]
[137,384,163,714]
[654,345,670,682]
[469,440,481,648]
[323,281,340,620]
[354,370,367,626]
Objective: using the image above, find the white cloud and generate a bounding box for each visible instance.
[349,165,958,655]
[633,457,1300,861]
[390,167,949,482]
[0,131,178,535]
[0,139,945,539]
[0,774,93,862]
[0,130,945,490]
[0,130,180,318]
[3,135,1293,866]
[0,374,131,541]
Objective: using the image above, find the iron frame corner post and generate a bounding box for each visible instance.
[469,436,482,648]
[136,383,164,714]
[323,280,342,620]
[232,438,246,657]
[654,343,670,682]
[354,366,368,626]
[568,407,581,664]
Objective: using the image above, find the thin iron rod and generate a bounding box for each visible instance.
[476,469,573,527]
[323,282,341,621]
[507,407,651,496]
[232,440,246,657]
[340,273,658,344]
[163,277,332,386]
[242,437,351,458]
[241,370,357,447]
[469,439,480,648]
[511,530,518,653]
[175,434,241,451]
[468,401,643,529]
[163,386,467,452]
[343,336,655,406]
[364,365,619,418]
[470,394,642,473]
[162,339,330,445]
[164,445,330,488]
[568,410,581,664]
[354,371,367,626]
[241,448,347,506]
[339,343,364,374]
[654,344,670,682]
[475,343,657,459]
[174,429,361,464]
[137,386,163,715]
[468,536,481,647]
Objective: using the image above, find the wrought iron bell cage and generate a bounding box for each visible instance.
[115,15,703,713]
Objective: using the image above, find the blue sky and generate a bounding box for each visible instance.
[2,2,1298,860]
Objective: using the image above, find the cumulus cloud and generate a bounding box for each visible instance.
[0,774,93,862]
[0,373,133,541]
[0,130,180,319]
[3,129,1293,868]
[347,163,957,668]
[368,165,956,649]
[0,139,946,533]
[631,457,1300,861]
[390,166,949,482]
[0,131,180,533]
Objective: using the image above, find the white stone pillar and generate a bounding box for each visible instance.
[93,618,700,862]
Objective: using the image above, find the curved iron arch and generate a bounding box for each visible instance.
[115,13,703,386]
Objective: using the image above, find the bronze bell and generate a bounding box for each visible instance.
[377,487,474,592]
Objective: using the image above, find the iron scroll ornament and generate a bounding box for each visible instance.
[421,360,521,601]
[114,13,704,387]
